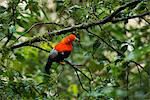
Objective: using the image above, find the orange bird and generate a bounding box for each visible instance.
[45,34,80,74]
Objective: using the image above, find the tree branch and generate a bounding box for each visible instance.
[11,0,143,50]
[141,16,150,25]
[112,12,150,23]
[15,22,65,42]
[130,60,150,76]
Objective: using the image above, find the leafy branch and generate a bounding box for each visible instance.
[11,0,146,50]
[15,22,65,43]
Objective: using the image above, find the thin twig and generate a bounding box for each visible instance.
[141,17,150,25]
[29,44,50,52]
[86,67,93,92]
[32,85,48,97]
[3,30,13,47]
[0,35,7,42]
[75,69,88,92]
[57,66,65,80]
[65,60,91,92]
[130,60,150,76]
[86,67,94,82]
[86,29,124,56]
[126,65,129,100]
[4,3,18,47]
[112,12,150,23]
[65,60,91,81]
[136,65,142,86]
[31,85,41,95]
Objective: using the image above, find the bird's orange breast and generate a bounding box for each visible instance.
[54,34,76,52]
[54,43,73,52]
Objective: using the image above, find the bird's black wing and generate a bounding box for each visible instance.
[45,49,58,74]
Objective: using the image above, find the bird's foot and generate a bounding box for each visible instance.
[59,61,65,65]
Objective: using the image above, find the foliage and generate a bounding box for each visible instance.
[0,0,150,99]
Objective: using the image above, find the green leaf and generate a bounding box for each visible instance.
[68,84,78,96]
[56,0,64,11]
[16,32,26,35]
[120,45,128,53]
[136,3,146,11]
[126,45,150,61]
[116,89,127,97]
[0,6,7,14]
[102,86,114,94]
[0,32,5,38]
[40,6,49,20]
[9,25,16,33]
[89,91,103,97]
[93,39,101,52]
[16,18,28,28]
[114,58,123,65]
[15,53,25,62]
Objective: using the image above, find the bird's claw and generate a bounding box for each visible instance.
[59,61,65,65]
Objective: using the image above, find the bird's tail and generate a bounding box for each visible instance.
[45,56,52,74]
